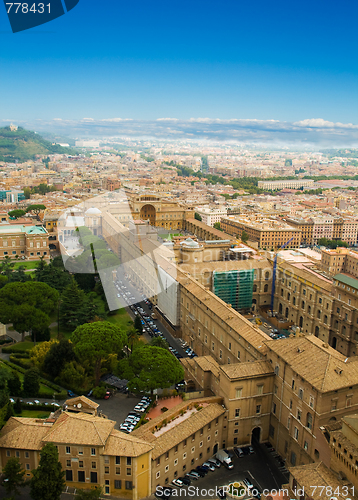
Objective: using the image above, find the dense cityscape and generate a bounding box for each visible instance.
[0,126,358,500]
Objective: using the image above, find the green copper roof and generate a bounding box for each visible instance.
[334,273,358,290]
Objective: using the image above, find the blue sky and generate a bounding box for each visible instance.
[0,0,357,135]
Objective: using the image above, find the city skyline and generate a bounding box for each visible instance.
[0,0,357,133]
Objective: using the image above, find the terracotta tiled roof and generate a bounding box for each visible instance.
[42,412,115,446]
[266,335,358,392]
[0,417,52,450]
[104,430,153,457]
[221,360,274,380]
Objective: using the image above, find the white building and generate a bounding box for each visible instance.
[194,206,227,227]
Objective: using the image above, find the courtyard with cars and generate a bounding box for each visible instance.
[154,442,289,499]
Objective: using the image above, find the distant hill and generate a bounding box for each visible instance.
[0,126,78,163]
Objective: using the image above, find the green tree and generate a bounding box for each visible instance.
[7,371,21,397]
[72,321,127,385]
[8,209,26,219]
[213,222,221,230]
[126,326,141,354]
[2,457,25,497]
[14,398,22,414]
[58,361,86,390]
[241,230,249,244]
[30,443,65,500]
[43,339,75,379]
[117,345,184,395]
[60,278,96,330]
[23,368,40,397]
[194,212,202,221]
[150,336,169,350]
[0,281,58,341]
[26,204,46,220]
[35,259,71,293]
[134,315,142,333]
[23,187,31,199]
[74,487,103,500]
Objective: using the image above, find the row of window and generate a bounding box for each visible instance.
[65,470,132,490]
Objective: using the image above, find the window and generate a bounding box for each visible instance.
[304,441,308,451]
[66,446,71,454]
[116,456,120,465]
[290,451,296,466]
[66,470,73,481]
[237,350,240,359]
[165,465,169,472]
[289,399,293,409]
[274,385,278,395]
[91,448,96,456]
[125,481,133,490]
[78,471,85,482]
[269,425,275,438]
[274,365,279,376]
[272,403,276,414]
[183,452,187,459]
[105,466,109,474]
[191,447,195,454]
[91,472,98,483]
[92,462,96,469]
[174,458,178,466]
[228,342,231,350]
[257,385,263,395]
[156,471,160,479]
[287,417,290,430]
[199,441,203,448]
[79,461,84,468]
[114,480,121,489]
[116,467,120,475]
[298,388,303,400]
[307,413,313,430]
[235,388,242,398]
[235,408,240,417]
[26,463,30,470]
[294,427,299,440]
[297,409,301,421]
[127,457,132,466]
[212,342,215,351]
[126,468,131,476]
[256,405,261,414]
[78,447,83,455]
[16,451,20,458]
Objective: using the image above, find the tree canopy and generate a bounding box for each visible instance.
[8,209,26,219]
[30,443,65,500]
[2,457,25,497]
[117,345,184,395]
[59,278,97,330]
[72,321,127,385]
[0,282,59,340]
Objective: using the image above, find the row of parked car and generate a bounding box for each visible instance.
[119,396,152,433]
[165,458,226,497]
[233,445,254,457]
[9,398,61,408]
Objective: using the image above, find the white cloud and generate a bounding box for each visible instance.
[294,118,358,129]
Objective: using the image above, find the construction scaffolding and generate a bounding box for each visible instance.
[212,269,254,311]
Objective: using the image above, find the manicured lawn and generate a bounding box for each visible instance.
[16,410,51,419]
[4,340,35,352]
[0,361,61,398]
[12,260,41,270]
[159,233,183,239]
[107,308,133,330]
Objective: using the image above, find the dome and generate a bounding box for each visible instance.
[182,237,200,248]
[85,207,102,215]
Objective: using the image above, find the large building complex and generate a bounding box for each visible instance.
[258,179,314,190]
[221,216,301,249]
[0,224,49,260]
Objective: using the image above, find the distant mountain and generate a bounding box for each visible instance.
[0,126,78,163]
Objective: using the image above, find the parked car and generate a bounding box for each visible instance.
[248,446,255,454]
[180,476,191,485]
[171,479,184,487]
[202,461,215,471]
[104,391,111,400]
[234,447,244,458]
[207,458,221,468]
[186,471,200,479]
[243,478,254,490]
[67,390,76,397]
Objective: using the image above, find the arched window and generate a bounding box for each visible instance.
[279,303,283,314]
[308,305,311,314]
[342,325,346,336]
[299,316,303,328]
[317,310,321,319]
[315,326,319,337]
[324,315,327,324]
[264,284,268,292]
[301,301,305,309]
[293,297,296,305]
[306,413,313,430]
[253,284,257,292]
[287,292,290,301]
[265,271,269,280]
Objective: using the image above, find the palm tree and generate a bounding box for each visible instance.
[126,327,140,355]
